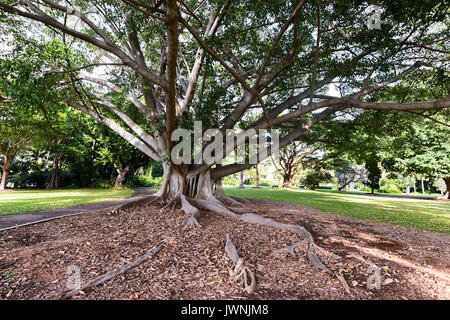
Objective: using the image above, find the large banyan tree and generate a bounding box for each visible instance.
[1,0,449,291]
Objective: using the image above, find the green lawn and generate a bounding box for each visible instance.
[224,187,450,234]
[0,189,134,216]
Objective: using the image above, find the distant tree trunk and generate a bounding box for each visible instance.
[46,153,61,190]
[406,182,410,194]
[444,177,450,200]
[0,153,14,191]
[255,165,260,188]
[421,178,425,194]
[413,181,416,193]
[238,171,244,189]
[0,167,9,190]
[282,174,292,188]
[338,175,355,191]
[115,164,132,187]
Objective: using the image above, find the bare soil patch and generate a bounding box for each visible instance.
[0,197,449,300]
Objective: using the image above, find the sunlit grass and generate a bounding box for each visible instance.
[224,187,450,234]
[0,189,134,216]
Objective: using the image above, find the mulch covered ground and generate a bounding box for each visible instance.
[0,197,449,300]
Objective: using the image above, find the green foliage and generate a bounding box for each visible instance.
[303,170,333,190]
[222,174,239,186]
[365,154,382,192]
[89,179,114,189]
[359,187,402,194]
[127,173,163,188]
[151,162,164,178]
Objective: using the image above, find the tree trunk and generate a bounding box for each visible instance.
[282,175,292,188]
[46,153,61,190]
[0,154,13,191]
[0,167,9,190]
[238,171,244,189]
[254,165,260,188]
[115,164,132,187]
[444,177,450,200]
[421,178,425,194]
[338,175,355,191]
[413,181,416,193]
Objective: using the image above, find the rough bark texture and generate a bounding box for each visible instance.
[46,153,61,190]
[0,167,9,190]
[114,164,132,187]
[0,154,13,190]
[282,175,293,188]
[444,177,450,199]
[238,171,244,189]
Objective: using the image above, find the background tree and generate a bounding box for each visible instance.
[303,169,333,190]
[275,141,337,188]
[334,159,367,191]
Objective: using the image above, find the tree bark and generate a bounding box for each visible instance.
[254,165,261,188]
[46,153,61,190]
[115,164,132,187]
[0,154,13,191]
[444,177,450,200]
[0,167,9,190]
[238,171,244,189]
[282,175,292,188]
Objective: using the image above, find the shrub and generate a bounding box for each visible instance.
[378,188,402,194]
[222,175,239,185]
[89,179,114,189]
[128,174,163,187]
[303,171,332,190]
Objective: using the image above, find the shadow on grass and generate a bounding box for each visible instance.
[224,188,450,234]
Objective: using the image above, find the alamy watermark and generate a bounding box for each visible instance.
[366,265,382,289]
[170,121,280,165]
[367,5,382,30]
[66,265,81,291]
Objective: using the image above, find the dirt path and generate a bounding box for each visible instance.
[0,197,448,300]
[0,188,151,231]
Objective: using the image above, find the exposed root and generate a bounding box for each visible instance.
[111,171,348,295]
[184,196,351,295]
[335,269,352,296]
[230,196,253,205]
[180,195,202,227]
[224,206,251,214]
[111,195,160,214]
[274,239,309,257]
[161,195,180,212]
[216,193,247,207]
[225,234,256,294]
[60,242,163,299]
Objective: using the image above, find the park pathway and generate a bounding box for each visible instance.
[0,188,152,231]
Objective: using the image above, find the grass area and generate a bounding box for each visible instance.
[233,185,441,199]
[0,188,134,216]
[224,187,450,234]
